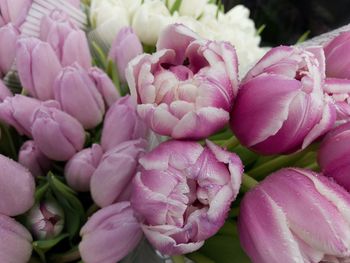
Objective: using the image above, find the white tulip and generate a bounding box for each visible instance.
[167,0,209,18]
[132,1,172,46]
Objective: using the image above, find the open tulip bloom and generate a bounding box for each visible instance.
[2,1,350,262]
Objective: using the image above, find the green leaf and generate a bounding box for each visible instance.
[91,41,108,69]
[296,30,310,44]
[33,234,70,253]
[106,60,122,95]
[48,173,85,239]
[170,0,183,14]
[256,24,266,36]
[35,182,49,202]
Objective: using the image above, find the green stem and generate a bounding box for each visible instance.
[172,255,186,263]
[1,124,17,159]
[187,252,215,263]
[50,247,81,263]
[241,174,259,192]
[216,136,240,150]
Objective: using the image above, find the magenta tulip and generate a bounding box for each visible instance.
[16,37,62,100]
[88,67,120,107]
[0,0,32,26]
[131,140,243,255]
[231,46,336,155]
[126,23,239,139]
[101,96,148,152]
[65,144,103,192]
[0,215,33,263]
[54,64,105,129]
[91,139,147,208]
[19,140,50,177]
[109,27,143,83]
[31,105,85,161]
[238,168,350,263]
[0,23,19,76]
[318,121,350,190]
[0,154,35,216]
[79,202,143,263]
[40,9,91,69]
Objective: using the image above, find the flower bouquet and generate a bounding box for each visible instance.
[1,0,350,263]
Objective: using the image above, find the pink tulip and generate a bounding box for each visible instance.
[131,140,243,255]
[101,96,148,152]
[109,27,143,83]
[65,144,103,192]
[238,168,350,263]
[0,154,35,216]
[31,105,85,161]
[88,67,120,107]
[0,23,19,76]
[27,200,64,240]
[0,95,59,137]
[90,139,147,207]
[54,64,105,129]
[318,121,350,190]
[40,9,91,69]
[231,46,336,155]
[19,140,50,177]
[79,202,143,263]
[126,23,239,139]
[0,215,33,263]
[0,0,32,26]
[16,37,62,100]
[324,31,350,79]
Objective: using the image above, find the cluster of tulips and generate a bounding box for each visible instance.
[2,0,350,263]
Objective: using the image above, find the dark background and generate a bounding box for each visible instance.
[222,0,350,46]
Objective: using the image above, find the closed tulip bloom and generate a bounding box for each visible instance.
[324,31,350,79]
[88,67,120,107]
[109,27,143,83]
[31,105,85,161]
[318,121,350,190]
[101,96,147,152]
[54,64,105,129]
[0,154,35,216]
[0,0,32,26]
[238,168,350,263]
[131,140,243,255]
[91,139,147,208]
[18,140,50,177]
[0,215,33,263]
[79,202,143,263]
[231,46,336,155]
[127,24,239,139]
[0,80,12,101]
[40,10,91,69]
[16,37,62,100]
[0,24,19,76]
[0,95,47,136]
[65,144,103,192]
[27,200,64,240]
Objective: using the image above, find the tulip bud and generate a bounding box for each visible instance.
[19,140,50,177]
[0,80,12,101]
[231,46,336,155]
[0,154,35,216]
[131,140,243,255]
[0,23,19,76]
[0,215,33,263]
[54,64,105,129]
[88,67,120,107]
[238,168,350,263]
[31,105,85,161]
[318,121,350,190]
[27,200,64,240]
[101,96,147,152]
[127,24,239,139]
[65,144,103,192]
[79,202,143,263]
[109,27,143,83]
[0,0,32,26]
[91,139,147,208]
[16,37,62,100]
[40,9,92,69]
[324,31,350,79]
[0,95,44,136]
